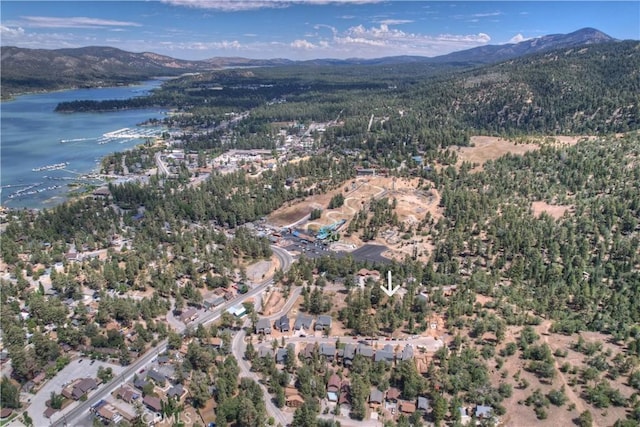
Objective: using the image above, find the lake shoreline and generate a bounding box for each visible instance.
[1,80,168,210]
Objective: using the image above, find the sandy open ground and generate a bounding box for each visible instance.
[453,135,586,171]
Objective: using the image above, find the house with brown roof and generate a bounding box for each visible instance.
[285,386,304,408]
[399,401,417,414]
[327,374,341,402]
[179,308,198,323]
[386,387,401,403]
[143,395,163,413]
[62,378,97,400]
[339,382,351,407]
[115,386,138,403]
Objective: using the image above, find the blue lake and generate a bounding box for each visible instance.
[1,80,168,209]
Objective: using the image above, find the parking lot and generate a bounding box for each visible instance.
[281,232,391,265]
[27,358,126,427]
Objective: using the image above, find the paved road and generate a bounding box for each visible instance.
[51,246,293,427]
[232,324,292,427]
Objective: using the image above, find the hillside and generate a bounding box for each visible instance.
[431,27,616,64]
[0,27,620,100]
[0,46,214,99]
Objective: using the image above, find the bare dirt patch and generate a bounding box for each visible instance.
[260,288,285,316]
[453,136,540,170]
[269,176,441,264]
[452,135,588,171]
[531,201,574,220]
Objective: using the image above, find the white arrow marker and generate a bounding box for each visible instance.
[381,271,400,297]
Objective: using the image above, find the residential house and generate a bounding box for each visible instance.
[369,389,384,408]
[315,315,332,331]
[115,386,139,403]
[326,374,341,402]
[133,377,149,391]
[301,343,316,360]
[276,348,287,364]
[63,378,98,400]
[417,396,430,413]
[374,345,395,364]
[476,405,493,420]
[400,344,414,361]
[338,382,351,407]
[255,318,271,334]
[156,355,170,365]
[143,395,163,414]
[340,343,356,366]
[204,337,223,349]
[146,369,166,387]
[357,344,374,359]
[458,407,471,425]
[257,347,274,359]
[167,384,187,400]
[276,314,290,332]
[179,308,198,323]
[399,401,417,414]
[319,343,336,361]
[203,296,225,310]
[294,314,313,331]
[285,387,304,408]
[386,387,401,403]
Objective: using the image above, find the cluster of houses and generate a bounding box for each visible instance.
[88,355,190,424]
[255,313,332,335]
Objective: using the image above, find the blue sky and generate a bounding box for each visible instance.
[1,1,638,60]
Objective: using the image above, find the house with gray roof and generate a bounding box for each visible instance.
[315,315,332,331]
[319,343,336,361]
[400,344,414,361]
[133,377,149,390]
[258,347,274,359]
[167,384,186,399]
[357,343,374,358]
[294,314,313,331]
[255,318,271,334]
[417,396,430,412]
[369,389,384,406]
[276,348,288,364]
[340,343,356,365]
[276,314,290,332]
[476,405,493,419]
[374,345,395,363]
[146,369,166,387]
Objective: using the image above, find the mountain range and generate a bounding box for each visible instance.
[0,27,617,99]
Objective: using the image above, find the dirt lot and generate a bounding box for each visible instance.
[452,135,586,171]
[268,176,442,263]
[531,201,574,220]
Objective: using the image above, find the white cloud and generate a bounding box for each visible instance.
[508,33,530,44]
[20,16,141,29]
[331,23,491,57]
[290,39,316,49]
[0,25,25,37]
[472,12,502,18]
[161,0,380,12]
[377,19,414,25]
[161,0,287,11]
